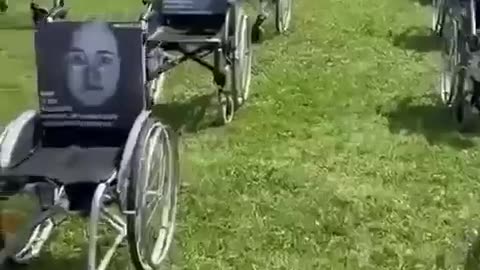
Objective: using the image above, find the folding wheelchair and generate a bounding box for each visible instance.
[0,0,67,25]
[437,0,480,131]
[141,0,253,124]
[0,8,179,270]
[252,0,293,42]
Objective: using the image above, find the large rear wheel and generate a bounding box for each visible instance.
[127,119,179,270]
[275,0,292,33]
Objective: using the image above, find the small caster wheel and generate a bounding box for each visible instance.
[0,0,8,12]
[453,98,478,132]
[452,68,479,132]
[31,5,49,26]
[252,25,264,43]
[252,15,265,43]
[217,92,234,125]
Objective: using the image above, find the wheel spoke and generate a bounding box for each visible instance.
[133,125,177,267]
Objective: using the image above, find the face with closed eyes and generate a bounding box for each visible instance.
[65,21,120,107]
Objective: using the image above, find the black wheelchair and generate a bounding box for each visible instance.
[252,0,293,42]
[0,0,67,25]
[141,0,254,124]
[0,6,180,270]
[30,0,67,26]
[436,0,480,131]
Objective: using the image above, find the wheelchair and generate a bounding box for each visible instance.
[251,0,293,42]
[437,0,480,131]
[30,0,67,26]
[0,0,67,25]
[141,0,253,124]
[0,6,179,270]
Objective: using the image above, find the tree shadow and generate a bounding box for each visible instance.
[153,93,218,134]
[392,26,441,52]
[378,95,476,149]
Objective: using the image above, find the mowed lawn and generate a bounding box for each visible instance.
[2,0,480,269]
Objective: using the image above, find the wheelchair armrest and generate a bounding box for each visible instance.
[0,111,38,169]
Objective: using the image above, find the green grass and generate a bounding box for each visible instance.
[3,0,480,269]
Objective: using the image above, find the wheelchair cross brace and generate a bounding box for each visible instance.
[148,43,230,88]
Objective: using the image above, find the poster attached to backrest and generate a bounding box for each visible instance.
[34,21,146,130]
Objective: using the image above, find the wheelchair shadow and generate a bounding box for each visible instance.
[378,95,477,149]
[392,26,441,52]
[26,251,134,270]
[464,232,480,270]
[22,251,87,270]
[153,93,218,134]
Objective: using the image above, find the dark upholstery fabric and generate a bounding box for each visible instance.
[5,146,120,184]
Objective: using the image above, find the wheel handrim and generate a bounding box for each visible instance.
[220,93,235,124]
[238,15,252,103]
[135,125,177,268]
[452,67,477,127]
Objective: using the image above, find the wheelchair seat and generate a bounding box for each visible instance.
[0,21,146,184]
[5,146,119,184]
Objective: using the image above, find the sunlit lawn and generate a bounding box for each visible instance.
[3,0,480,269]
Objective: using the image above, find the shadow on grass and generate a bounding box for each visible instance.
[153,93,218,134]
[379,95,477,149]
[12,251,86,270]
[392,26,441,52]
[252,21,279,45]
[0,12,34,31]
[411,0,431,6]
[462,231,480,270]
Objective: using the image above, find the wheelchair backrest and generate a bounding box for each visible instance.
[155,0,232,30]
[34,21,146,145]
[160,0,230,15]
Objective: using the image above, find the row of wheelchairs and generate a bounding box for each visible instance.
[432,0,480,131]
[0,0,292,269]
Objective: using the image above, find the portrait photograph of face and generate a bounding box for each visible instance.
[64,21,121,107]
[35,20,145,128]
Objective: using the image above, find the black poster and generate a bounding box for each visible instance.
[34,21,146,129]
